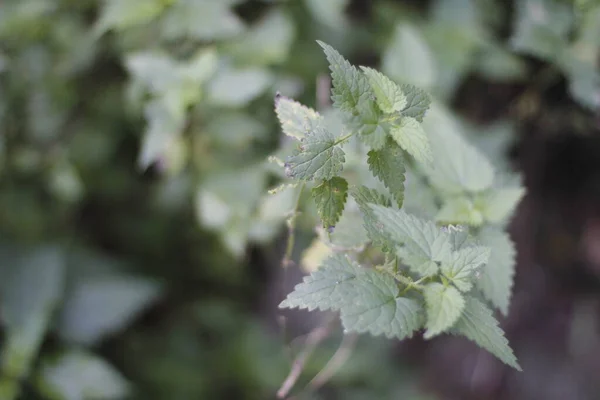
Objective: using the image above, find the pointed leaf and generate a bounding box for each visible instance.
[479,187,525,224]
[423,282,465,339]
[450,296,521,370]
[312,177,349,228]
[476,228,516,315]
[317,41,370,113]
[436,196,484,226]
[367,141,406,207]
[441,246,490,292]
[275,94,322,139]
[285,127,345,180]
[359,124,388,150]
[351,186,395,251]
[360,66,407,113]
[370,205,452,276]
[390,117,432,164]
[399,83,431,122]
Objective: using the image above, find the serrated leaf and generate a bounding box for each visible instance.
[399,83,431,122]
[436,196,484,226]
[279,254,363,311]
[358,124,388,150]
[317,41,370,113]
[476,228,516,315]
[383,24,437,88]
[450,296,521,370]
[441,246,490,292]
[275,94,322,139]
[312,177,349,228]
[280,255,423,339]
[479,187,525,224]
[285,127,345,180]
[360,66,407,113]
[423,282,465,339]
[390,116,432,165]
[367,141,406,207]
[423,104,494,194]
[370,205,452,276]
[351,186,394,251]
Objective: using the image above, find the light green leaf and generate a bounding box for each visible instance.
[351,186,394,251]
[317,41,370,113]
[441,246,490,292]
[285,127,345,180]
[208,66,272,107]
[280,255,424,339]
[226,9,295,65]
[39,350,129,400]
[383,24,437,88]
[370,205,452,276]
[275,95,322,139]
[367,141,406,207]
[358,124,388,150]
[476,228,516,315]
[95,0,165,34]
[390,116,432,164]
[436,196,484,226]
[138,100,185,170]
[423,104,494,194]
[304,0,349,30]
[450,296,521,370]
[160,0,244,40]
[423,282,465,339]
[479,187,525,224]
[312,177,349,228]
[510,0,573,59]
[360,66,407,113]
[398,83,431,122]
[56,273,162,345]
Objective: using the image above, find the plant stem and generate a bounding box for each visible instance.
[282,182,305,269]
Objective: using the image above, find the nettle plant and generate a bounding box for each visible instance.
[274,42,525,370]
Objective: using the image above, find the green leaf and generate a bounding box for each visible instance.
[476,228,516,316]
[275,94,322,139]
[367,141,406,207]
[423,282,465,339]
[304,0,349,30]
[351,186,394,251]
[358,124,388,150]
[317,41,370,113]
[38,350,129,400]
[160,0,244,41]
[95,0,166,34]
[510,0,573,59]
[285,127,345,180]
[383,24,437,88]
[312,177,349,228]
[398,83,431,122]
[208,66,272,107]
[441,246,490,292]
[389,117,432,165]
[280,255,424,339]
[370,205,452,276]
[479,187,525,224]
[436,196,484,226]
[360,67,407,113]
[450,296,521,370]
[423,105,494,194]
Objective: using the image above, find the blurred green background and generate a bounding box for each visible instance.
[0,0,599,399]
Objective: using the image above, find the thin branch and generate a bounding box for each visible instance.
[307,333,358,392]
[277,317,336,399]
[282,182,305,269]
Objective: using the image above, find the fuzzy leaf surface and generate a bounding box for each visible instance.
[351,186,394,252]
[367,141,406,207]
[423,282,465,339]
[476,228,516,315]
[399,83,431,122]
[312,177,349,228]
[390,117,432,165]
[441,246,490,292]
[275,95,322,139]
[285,127,345,180]
[360,67,407,113]
[450,296,521,370]
[317,41,370,113]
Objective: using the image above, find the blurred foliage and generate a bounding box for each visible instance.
[0,0,598,399]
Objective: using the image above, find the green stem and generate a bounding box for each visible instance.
[282,182,305,269]
[333,131,355,146]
